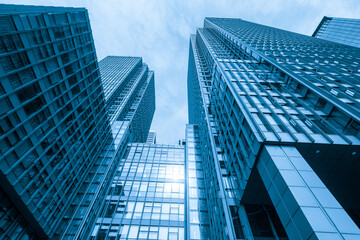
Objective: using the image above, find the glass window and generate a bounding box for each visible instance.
[190,225,201,239]
[128,226,141,238]
[159,227,168,240]
[190,211,200,224]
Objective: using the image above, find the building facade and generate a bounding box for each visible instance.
[89,143,185,240]
[0,5,155,239]
[99,56,155,143]
[86,125,212,240]
[188,17,360,239]
[2,3,360,240]
[312,16,360,48]
[0,4,111,239]
[56,56,155,239]
[185,124,211,240]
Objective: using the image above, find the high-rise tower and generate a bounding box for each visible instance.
[0,5,155,239]
[89,143,185,240]
[0,4,111,239]
[313,16,360,48]
[99,56,155,143]
[56,56,155,239]
[188,17,360,239]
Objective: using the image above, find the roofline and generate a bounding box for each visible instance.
[312,16,332,37]
[0,3,86,14]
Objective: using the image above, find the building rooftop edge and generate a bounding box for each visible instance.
[0,3,86,14]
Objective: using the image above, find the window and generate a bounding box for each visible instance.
[105,204,116,218]
[0,16,15,34]
[128,226,139,239]
[0,34,22,53]
[24,96,45,116]
[17,82,41,103]
[0,97,12,116]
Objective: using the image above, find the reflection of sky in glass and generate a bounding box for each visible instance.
[185,125,211,239]
[90,143,185,239]
[166,165,184,180]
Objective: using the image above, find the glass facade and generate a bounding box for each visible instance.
[0,5,155,239]
[188,17,360,239]
[313,16,360,48]
[54,56,155,239]
[185,125,210,240]
[89,143,185,240]
[0,4,111,239]
[146,131,156,144]
[100,56,155,142]
[2,4,360,240]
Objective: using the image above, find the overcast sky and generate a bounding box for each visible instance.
[1,0,359,143]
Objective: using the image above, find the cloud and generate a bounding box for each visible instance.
[1,0,359,143]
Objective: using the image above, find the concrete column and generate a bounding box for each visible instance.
[256,145,360,239]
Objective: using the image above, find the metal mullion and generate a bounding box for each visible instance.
[191,37,237,240]
[0,26,89,59]
[14,83,106,193]
[20,100,108,210]
[246,70,299,142]
[271,85,332,143]
[0,48,97,115]
[0,31,94,87]
[56,132,127,236]
[218,66,266,144]
[3,68,102,172]
[207,19,360,122]
[234,68,282,141]
[0,55,98,144]
[280,86,353,144]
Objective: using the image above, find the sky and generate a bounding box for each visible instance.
[1,0,359,144]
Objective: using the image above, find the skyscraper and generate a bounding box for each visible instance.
[0,5,155,239]
[56,56,155,239]
[0,4,111,239]
[185,124,211,240]
[188,17,360,239]
[2,3,360,240]
[99,56,155,143]
[89,142,185,240]
[312,16,360,48]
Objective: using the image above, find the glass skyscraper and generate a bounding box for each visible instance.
[56,56,155,239]
[99,56,155,143]
[2,3,360,240]
[0,5,155,239]
[313,16,360,48]
[0,4,111,239]
[89,143,185,239]
[185,124,211,240]
[188,17,360,239]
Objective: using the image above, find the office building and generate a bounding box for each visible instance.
[89,143,185,240]
[0,4,111,239]
[185,124,211,240]
[56,56,155,239]
[313,16,360,48]
[99,56,155,143]
[0,5,155,239]
[87,125,212,240]
[188,17,360,239]
[2,3,360,240]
